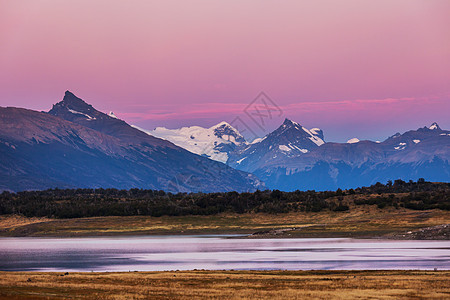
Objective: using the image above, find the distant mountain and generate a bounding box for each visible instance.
[138,116,450,191]
[0,91,264,192]
[142,118,326,169]
[227,120,450,191]
[137,121,246,163]
[227,118,325,172]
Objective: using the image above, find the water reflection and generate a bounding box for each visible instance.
[0,236,448,271]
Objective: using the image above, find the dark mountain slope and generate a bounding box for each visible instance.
[0,93,264,192]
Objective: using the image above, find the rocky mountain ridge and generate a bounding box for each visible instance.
[0,91,264,192]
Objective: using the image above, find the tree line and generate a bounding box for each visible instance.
[0,179,448,218]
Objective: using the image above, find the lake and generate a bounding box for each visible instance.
[0,236,449,272]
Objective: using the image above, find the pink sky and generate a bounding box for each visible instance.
[1,0,449,141]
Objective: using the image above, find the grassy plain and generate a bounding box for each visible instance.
[0,270,449,299]
[0,206,448,238]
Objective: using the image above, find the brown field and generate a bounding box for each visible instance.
[0,205,449,238]
[0,270,449,299]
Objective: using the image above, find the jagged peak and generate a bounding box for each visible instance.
[279,119,323,137]
[266,118,325,146]
[429,122,441,130]
[212,121,245,140]
[61,90,89,105]
[64,90,75,97]
[49,91,99,120]
[282,118,299,126]
[278,119,303,133]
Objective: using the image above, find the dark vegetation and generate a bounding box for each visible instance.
[0,179,448,218]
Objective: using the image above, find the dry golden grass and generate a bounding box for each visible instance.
[0,215,50,230]
[0,270,448,299]
[1,206,448,238]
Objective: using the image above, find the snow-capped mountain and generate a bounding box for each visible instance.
[137,122,247,163]
[139,118,326,167]
[229,120,450,191]
[228,118,325,172]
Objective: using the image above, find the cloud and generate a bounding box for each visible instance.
[119,102,247,121]
[120,95,448,123]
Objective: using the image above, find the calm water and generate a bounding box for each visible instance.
[0,236,449,272]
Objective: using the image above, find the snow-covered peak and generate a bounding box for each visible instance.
[138,122,247,163]
[274,120,324,148]
[276,119,325,146]
[429,122,441,130]
[210,121,232,129]
[210,121,245,142]
[227,119,325,169]
[347,138,360,144]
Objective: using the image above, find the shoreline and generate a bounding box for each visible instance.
[1,208,449,239]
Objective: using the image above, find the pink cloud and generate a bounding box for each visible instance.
[121,96,444,122]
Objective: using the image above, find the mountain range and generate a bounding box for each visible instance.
[228,120,450,191]
[142,118,450,191]
[0,91,263,192]
[1,91,449,192]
